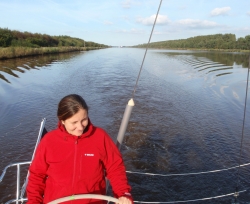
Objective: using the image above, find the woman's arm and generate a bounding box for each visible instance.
[102,131,133,203]
[26,140,48,204]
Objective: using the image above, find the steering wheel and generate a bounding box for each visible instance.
[48,194,119,204]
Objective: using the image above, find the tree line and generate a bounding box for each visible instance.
[0,28,108,48]
[135,34,250,50]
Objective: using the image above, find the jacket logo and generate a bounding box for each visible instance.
[84,153,94,156]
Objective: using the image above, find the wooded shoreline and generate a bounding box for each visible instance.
[1,46,249,60]
[134,34,250,51]
[135,47,250,53]
[0,46,105,60]
[0,28,108,59]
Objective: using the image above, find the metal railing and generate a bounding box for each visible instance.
[0,162,31,204]
[0,118,46,204]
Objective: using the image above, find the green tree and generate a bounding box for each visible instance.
[0,28,13,47]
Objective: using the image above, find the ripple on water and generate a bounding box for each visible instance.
[0,49,250,203]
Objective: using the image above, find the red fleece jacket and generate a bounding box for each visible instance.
[27,120,132,203]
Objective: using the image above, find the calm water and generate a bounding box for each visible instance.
[0,48,250,203]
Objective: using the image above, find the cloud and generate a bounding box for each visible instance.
[236,26,250,33]
[136,14,170,26]
[178,5,187,10]
[122,0,131,8]
[247,11,250,16]
[211,7,231,16]
[115,28,144,34]
[121,15,130,21]
[177,19,219,29]
[104,21,113,25]
[130,28,144,34]
[40,16,69,26]
[153,31,170,35]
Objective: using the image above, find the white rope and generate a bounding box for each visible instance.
[133,190,246,203]
[126,162,250,177]
[4,123,22,135]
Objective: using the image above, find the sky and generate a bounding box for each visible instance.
[0,0,250,46]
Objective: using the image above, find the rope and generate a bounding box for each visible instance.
[126,162,250,177]
[133,190,246,203]
[234,55,250,200]
[132,0,163,98]
[2,123,22,136]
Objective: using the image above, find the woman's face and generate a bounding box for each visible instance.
[62,108,88,136]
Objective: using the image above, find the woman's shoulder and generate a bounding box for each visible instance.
[40,128,62,142]
[93,126,110,138]
[92,126,116,144]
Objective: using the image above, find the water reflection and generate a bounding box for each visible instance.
[1,48,250,203]
[0,52,82,83]
[216,72,232,77]
[161,51,249,68]
[207,67,233,73]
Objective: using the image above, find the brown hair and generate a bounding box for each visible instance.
[57,94,89,121]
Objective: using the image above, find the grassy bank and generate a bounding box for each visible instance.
[0,46,104,60]
[134,47,250,53]
[182,48,250,52]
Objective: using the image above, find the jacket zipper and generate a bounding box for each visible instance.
[71,138,78,197]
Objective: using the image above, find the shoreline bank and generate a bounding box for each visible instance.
[133,47,250,53]
[0,46,106,60]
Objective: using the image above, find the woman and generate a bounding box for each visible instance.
[27,94,133,204]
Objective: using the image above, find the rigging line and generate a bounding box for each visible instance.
[235,55,250,193]
[132,0,163,99]
[133,190,246,203]
[3,123,22,135]
[126,162,250,177]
